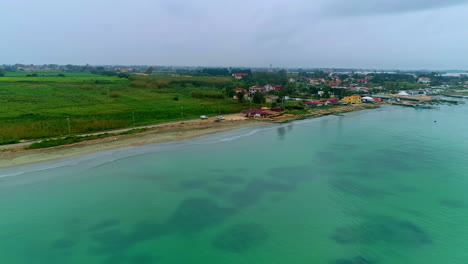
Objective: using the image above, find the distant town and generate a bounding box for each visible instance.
[1,63,467,148]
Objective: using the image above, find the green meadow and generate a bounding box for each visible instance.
[0,73,246,144]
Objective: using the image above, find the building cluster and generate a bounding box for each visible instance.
[248,84,284,94]
[232,84,284,100]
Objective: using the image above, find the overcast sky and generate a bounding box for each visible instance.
[2,0,468,69]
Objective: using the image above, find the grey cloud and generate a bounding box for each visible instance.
[2,0,468,69]
[324,0,468,16]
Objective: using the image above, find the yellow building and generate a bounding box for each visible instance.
[343,95,362,104]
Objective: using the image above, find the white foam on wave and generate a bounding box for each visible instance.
[0,160,80,178]
[213,127,275,143]
[0,146,133,178]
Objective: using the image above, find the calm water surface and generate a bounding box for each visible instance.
[1,102,468,264]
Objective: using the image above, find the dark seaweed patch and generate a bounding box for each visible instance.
[181,177,232,195]
[331,216,431,246]
[90,229,130,254]
[269,166,312,183]
[179,179,208,190]
[128,254,157,264]
[440,199,467,209]
[130,222,169,241]
[209,169,225,173]
[134,174,170,181]
[90,223,168,255]
[333,259,354,264]
[204,185,230,196]
[167,198,235,234]
[362,150,415,172]
[395,221,432,244]
[51,238,75,249]
[102,254,159,264]
[317,151,342,163]
[331,143,357,151]
[332,256,375,264]
[90,198,234,254]
[212,223,269,253]
[229,179,295,207]
[102,254,127,264]
[217,175,245,185]
[393,184,418,193]
[270,195,283,203]
[331,227,363,244]
[88,219,120,232]
[391,206,425,217]
[349,169,381,179]
[331,178,392,198]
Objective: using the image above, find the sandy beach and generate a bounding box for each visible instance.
[0,114,259,169]
[0,104,378,169]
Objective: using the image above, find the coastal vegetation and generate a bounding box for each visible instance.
[2,66,467,146]
[0,72,245,144]
[25,128,147,149]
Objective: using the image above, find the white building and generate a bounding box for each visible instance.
[418,77,431,84]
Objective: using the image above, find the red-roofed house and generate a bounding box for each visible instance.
[264,84,275,92]
[249,86,266,94]
[232,73,249,79]
[233,88,249,99]
[326,99,339,105]
[327,77,341,86]
[242,108,280,117]
[310,78,325,85]
[305,101,326,108]
[234,88,246,93]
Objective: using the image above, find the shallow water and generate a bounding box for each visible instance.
[1,102,468,264]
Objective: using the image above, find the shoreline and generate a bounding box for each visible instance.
[0,104,379,169]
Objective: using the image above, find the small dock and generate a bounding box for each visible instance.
[441,94,468,99]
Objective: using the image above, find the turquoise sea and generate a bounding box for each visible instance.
[1,102,468,264]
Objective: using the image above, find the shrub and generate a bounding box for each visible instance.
[191,90,224,99]
[80,85,94,90]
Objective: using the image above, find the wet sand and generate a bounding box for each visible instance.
[0,105,378,169]
[0,117,259,169]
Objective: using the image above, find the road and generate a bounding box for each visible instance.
[0,114,246,150]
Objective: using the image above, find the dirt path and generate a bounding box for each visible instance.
[0,115,255,169]
[0,113,247,150]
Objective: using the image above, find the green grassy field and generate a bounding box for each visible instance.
[1,72,121,82]
[0,73,246,144]
[3,72,102,77]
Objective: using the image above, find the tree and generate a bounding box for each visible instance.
[278,69,288,84]
[0,68,4,77]
[145,67,154,75]
[226,89,236,98]
[117,73,130,79]
[252,91,265,104]
[237,91,245,103]
[201,68,229,76]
